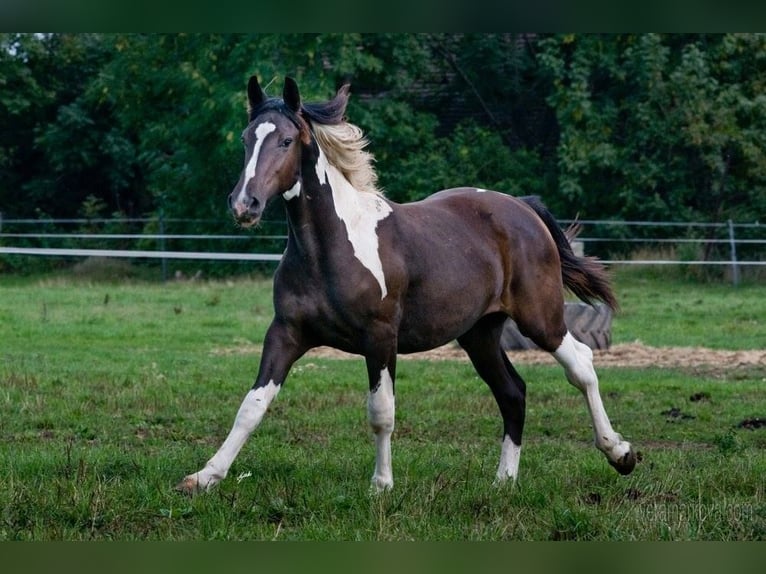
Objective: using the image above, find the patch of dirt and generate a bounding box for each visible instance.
[660,407,696,421]
[212,340,765,374]
[737,417,766,430]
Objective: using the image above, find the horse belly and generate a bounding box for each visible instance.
[396,268,501,353]
[396,321,471,354]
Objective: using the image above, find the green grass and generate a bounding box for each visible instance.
[612,268,765,349]
[1,268,764,540]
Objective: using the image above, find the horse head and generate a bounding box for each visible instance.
[228,75,350,227]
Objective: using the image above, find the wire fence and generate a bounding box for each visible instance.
[1,213,764,284]
[556,218,766,285]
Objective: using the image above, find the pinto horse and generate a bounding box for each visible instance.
[177,76,636,494]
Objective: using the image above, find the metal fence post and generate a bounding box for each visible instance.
[728,219,740,287]
[159,209,168,282]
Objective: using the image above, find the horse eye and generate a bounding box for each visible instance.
[281,138,293,148]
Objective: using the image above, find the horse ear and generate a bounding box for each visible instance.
[283,77,301,113]
[247,75,267,115]
[332,83,351,117]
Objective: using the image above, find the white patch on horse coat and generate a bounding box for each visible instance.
[368,367,395,491]
[553,332,633,465]
[186,380,280,491]
[496,435,521,483]
[282,179,301,201]
[235,122,276,208]
[315,149,329,186]
[475,187,488,193]
[315,148,393,299]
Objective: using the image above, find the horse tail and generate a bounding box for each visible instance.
[520,196,619,311]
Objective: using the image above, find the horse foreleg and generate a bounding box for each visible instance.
[177,380,281,493]
[365,352,397,492]
[553,331,636,475]
[176,321,305,494]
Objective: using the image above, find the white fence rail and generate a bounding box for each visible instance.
[1,214,764,284]
[0,247,282,261]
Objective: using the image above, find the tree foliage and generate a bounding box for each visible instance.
[538,33,766,222]
[1,33,764,232]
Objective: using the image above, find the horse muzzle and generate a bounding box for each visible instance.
[229,192,262,227]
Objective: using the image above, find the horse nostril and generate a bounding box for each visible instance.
[231,193,262,219]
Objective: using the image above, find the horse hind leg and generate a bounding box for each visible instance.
[553,331,636,475]
[511,283,636,477]
[458,315,526,484]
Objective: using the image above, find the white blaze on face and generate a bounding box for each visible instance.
[314,148,393,299]
[235,121,276,208]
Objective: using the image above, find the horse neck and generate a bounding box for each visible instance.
[283,144,391,261]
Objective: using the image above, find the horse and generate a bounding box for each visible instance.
[177,76,636,494]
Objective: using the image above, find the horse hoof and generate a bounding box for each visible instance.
[369,477,393,494]
[175,474,201,495]
[608,447,637,475]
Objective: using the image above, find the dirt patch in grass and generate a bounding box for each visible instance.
[737,417,766,430]
[308,341,766,373]
[585,343,765,372]
[213,340,765,374]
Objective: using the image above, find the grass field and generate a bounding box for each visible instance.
[0,266,764,540]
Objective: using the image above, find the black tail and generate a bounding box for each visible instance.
[520,196,619,311]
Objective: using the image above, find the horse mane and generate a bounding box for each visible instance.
[301,87,381,195]
[310,122,381,195]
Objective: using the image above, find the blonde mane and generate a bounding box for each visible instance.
[312,121,382,195]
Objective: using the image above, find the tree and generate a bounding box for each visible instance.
[538,33,766,225]
[0,34,111,217]
[4,33,764,243]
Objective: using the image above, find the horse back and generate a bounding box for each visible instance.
[395,187,557,267]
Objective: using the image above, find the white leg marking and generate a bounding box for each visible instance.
[553,332,632,464]
[315,148,392,299]
[368,367,395,492]
[184,380,280,492]
[234,121,276,208]
[495,435,521,484]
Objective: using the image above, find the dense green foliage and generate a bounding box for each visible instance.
[2,33,765,229]
[541,34,766,223]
